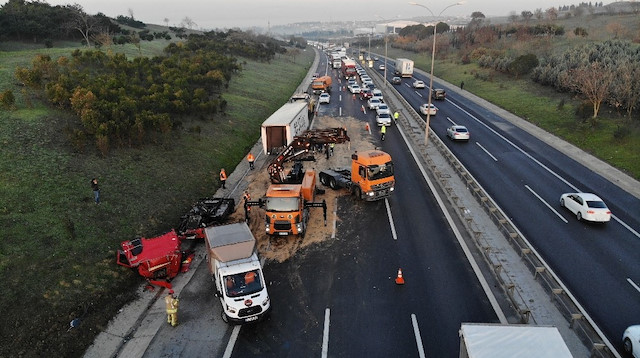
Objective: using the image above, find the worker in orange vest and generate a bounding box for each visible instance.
[247,152,255,170]
[219,168,227,189]
[243,190,252,221]
[165,290,179,327]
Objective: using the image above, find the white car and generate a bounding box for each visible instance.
[372,89,383,102]
[624,325,640,358]
[419,103,438,116]
[559,192,611,223]
[446,125,470,141]
[348,84,361,94]
[376,112,392,126]
[376,103,390,116]
[318,92,330,104]
[413,80,426,89]
[378,64,385,71]
[367,98,382,110]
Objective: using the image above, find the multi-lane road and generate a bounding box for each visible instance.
[380,54,640,355]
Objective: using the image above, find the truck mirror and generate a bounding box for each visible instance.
[351,154,358,160]
[214,290,222,298]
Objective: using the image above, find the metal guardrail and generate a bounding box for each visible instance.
[367,65,617,358]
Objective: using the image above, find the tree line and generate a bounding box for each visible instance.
[12,30,288,154]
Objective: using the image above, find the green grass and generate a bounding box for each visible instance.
[377,42,640,179]
[0,41,314,357]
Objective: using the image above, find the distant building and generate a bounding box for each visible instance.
[374,20,421,34]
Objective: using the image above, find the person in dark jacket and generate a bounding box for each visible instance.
[90,178,100,204]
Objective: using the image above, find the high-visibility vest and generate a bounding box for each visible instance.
[381,126,386,134]
[220,170,227,180]
[247,153,254,162]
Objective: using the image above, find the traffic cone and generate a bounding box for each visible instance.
[395,268,405,285]
[365,123,370,132]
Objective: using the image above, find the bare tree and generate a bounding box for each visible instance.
[66,4,100,47]
[606,22,626,39]
[521,10,534,24]
[546,7,558,20]
[508,11,519,23]
[128,8,135,20]
[164,18,170,27]
[181,17,197,30]
[561,62,615,118]
[534,8,544,20]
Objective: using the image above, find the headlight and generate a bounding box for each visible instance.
[226,304,237,314]
[262,297,270,306]
[367,191,374,196]
[389,187,394,191]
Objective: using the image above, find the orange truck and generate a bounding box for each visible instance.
[319,149,395,201]
[311,75,332,94]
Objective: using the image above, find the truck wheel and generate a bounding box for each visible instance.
[320,175,328,186]
[329,178,337,189]
[354,187,362,200]
[221,311,229,324]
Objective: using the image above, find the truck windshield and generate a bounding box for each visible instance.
[367,162,394,181]
[264,197,299,211]
[224,270,263,298]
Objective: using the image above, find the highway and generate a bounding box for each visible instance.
[380,55,640,355]
[230,52,505,357]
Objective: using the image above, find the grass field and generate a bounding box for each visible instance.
[0,40,314,357]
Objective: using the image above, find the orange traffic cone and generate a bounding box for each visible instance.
[395,268,405,285]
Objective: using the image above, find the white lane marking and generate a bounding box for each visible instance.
[397,116,508,323]
[415,91,423,97]
[222,325,241,358]
[446,117,456,125]
[449,101,640,239]
[525,185,568,223]
[322,308,331,358]
[339,107,342,116]
[331,197,338,239]
[339,94,342,102]
[411,314,426,358]
[384,198,398,241]
[475,142,498,162]
[628,278,640,294]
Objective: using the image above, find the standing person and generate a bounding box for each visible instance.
[460,81,464,90]
[243,191,252,222]
[90,178,100,204]
[165,290,179,327]
[380,125,386,141]
[219,168,227,189]
[329,143,335,156]
[393,111,399,122]
[247,152,255,170]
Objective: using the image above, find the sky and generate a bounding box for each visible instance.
[2,0,598,30]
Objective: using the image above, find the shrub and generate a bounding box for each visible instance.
[508,54,539,76]
[557,98,565,110]
[574,27,588,37]
[575,101,592,121]
[0,90,16,109]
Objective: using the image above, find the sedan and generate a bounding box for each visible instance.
[413,80,426,89]
[391,77,402,85]
[623,325,640,358]
[446,125,470,141]
[559,192,611,223]
[348,84,361,94]
[376,112,392,127]
[378,64,385,71]
[372,89,383,102]
[419,103,438,116]
[376,103,390,116]
[318,92,330,104]
[367,98,382,110]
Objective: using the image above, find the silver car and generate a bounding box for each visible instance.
[446,125,470,141]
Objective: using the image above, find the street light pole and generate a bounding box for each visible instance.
[409,1,465,147]
[376,16,391,87]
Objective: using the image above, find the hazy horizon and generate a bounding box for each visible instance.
[1,0,613,30]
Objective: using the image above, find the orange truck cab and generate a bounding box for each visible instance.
[263,170,316,237]
[311,75,332,94]
[319,150,395,201]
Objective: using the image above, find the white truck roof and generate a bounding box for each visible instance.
[459,323,573,358]
[261,101,307,127]
[204,222,256,262]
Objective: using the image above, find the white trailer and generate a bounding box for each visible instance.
[261,100,309,154]
[205,222,271,324]
[459,323,573,358]
[395,58,414,77]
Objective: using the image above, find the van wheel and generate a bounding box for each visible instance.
[320,175,327,186]
[221,311,229,324]
[329,178,337,189]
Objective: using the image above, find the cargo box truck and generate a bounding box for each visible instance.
[261,101,310,154]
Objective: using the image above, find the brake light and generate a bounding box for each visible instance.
[586,210,595,214]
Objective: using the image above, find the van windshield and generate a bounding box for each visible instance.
[224,270,263,298]
[264,197,299,211]
[367,162,394,181]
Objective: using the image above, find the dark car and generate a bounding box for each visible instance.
[391,76,402,85]
[360,88,373,100]
[432,88,446,100]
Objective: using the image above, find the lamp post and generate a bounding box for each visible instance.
[409,1,465,147]
[375,16,392,87]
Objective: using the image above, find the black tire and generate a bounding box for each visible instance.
[577,212,582,221]
[623,338,633,354]
[221,311,229,324]
[329,178,337,189]
[354,187,361,200]
[560,198,565,207]
[320,175,328,186]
